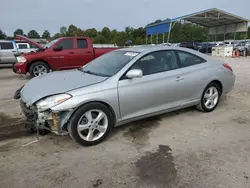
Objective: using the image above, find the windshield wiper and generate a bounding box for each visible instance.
[82,70,110,77]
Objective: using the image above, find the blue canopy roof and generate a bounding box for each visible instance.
[146,8,250,35]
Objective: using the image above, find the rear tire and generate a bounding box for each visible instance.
[29,62,50,77]
[68,102,114,146]
[196,82,222,112]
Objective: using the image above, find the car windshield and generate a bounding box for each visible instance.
[44,39,60,49]
[80,51,139,77]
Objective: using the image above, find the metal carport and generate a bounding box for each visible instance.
[146,8,250,44]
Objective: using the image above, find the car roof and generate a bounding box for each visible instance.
[118,45,203,54]
[0,40,13,43]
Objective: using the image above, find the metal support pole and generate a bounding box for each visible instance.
[163,33,165,44]
[151,35,152,44]
[146,35,147,45]
[224,25,226,41]
[244,22,248,42]
[157,33,158,44]
[167,22,172,43]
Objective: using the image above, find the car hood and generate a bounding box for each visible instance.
[20,69,108,106]
[16,35,45,50]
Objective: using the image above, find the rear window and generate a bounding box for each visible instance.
[77,39,88,49]
[18,44,28,49]
[0,42,14,50]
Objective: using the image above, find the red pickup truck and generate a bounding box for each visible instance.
[13,35,118,77]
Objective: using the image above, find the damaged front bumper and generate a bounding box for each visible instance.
[20,100,72,135]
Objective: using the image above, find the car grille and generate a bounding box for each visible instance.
[20,100,37,120]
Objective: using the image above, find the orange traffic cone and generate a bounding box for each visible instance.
[236,50,240,57]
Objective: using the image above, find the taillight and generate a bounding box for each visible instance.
[223,64,233,72]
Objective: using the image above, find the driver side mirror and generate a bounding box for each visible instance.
[126,69,143,79]
[53,45,63,51]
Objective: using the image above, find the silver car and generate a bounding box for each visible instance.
[0,40,19,64]
[16,46,235,146]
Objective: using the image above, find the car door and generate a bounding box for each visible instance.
[175,50,209,105]
[0,42,16,63]
[48,38,77,70]
[73,38,95,67]
[118,50,185,120]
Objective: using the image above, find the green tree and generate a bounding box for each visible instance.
[13,29,24,37]
[27,30,40,38]
[85,28,98,38]
[0,29,6,39]
[52,33,61,39]
[42,30,51,39]
[93,34,106,44]
[60,26,67,36]
[101,27,111,42]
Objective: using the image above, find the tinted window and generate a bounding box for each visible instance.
[177,51,206,67]
[179,43,187,47]
[0,42,14,50]
[130,50,179,76]
[186,42,193,48]
[81,51,138,77]
[77,39,88,49]
[18,44,28,49]
[57,39,73,49]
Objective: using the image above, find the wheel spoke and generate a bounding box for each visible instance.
[210,100,215,107]
[204,93,210,99]
[78,124,90,132]
[95,112,105,123]
[86,129,94,141]
[211,92,218,100]
[209,88,213,96]
[85,111,93,122]
[205,100,210,106]
[96,126,106,133]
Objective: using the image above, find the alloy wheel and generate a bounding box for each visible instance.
[33,65,48,76]
[203,86,219,109]
[77,109,108,142]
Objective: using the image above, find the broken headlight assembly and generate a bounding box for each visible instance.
[36,94,72,111]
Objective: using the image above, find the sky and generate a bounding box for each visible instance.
[1,0,250,36]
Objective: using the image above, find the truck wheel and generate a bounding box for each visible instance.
[68,102,114,146]
[29,62,50,77]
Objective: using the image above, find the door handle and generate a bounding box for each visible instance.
[175,76,184,81]
[85,51,92,54]
[12,51,17,52]
[68,52,74,54]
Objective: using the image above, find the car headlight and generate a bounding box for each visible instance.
[16,56,27,63]
[36,94,72,111]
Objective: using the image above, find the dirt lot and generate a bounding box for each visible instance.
[0,58,250,188]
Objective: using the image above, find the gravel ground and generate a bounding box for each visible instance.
[0,57,250,188]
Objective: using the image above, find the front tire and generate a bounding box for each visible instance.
[29,62,50,77]
[68,102,114,146]
[196,83,222,112]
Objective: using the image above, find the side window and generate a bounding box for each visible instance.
[18,44,28,49]
[186,42,193,48]
[77,39,88,49]
[177,51,206,67]
[0,42,14,50]
[57,39,73,50]
[130,50,179,76]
